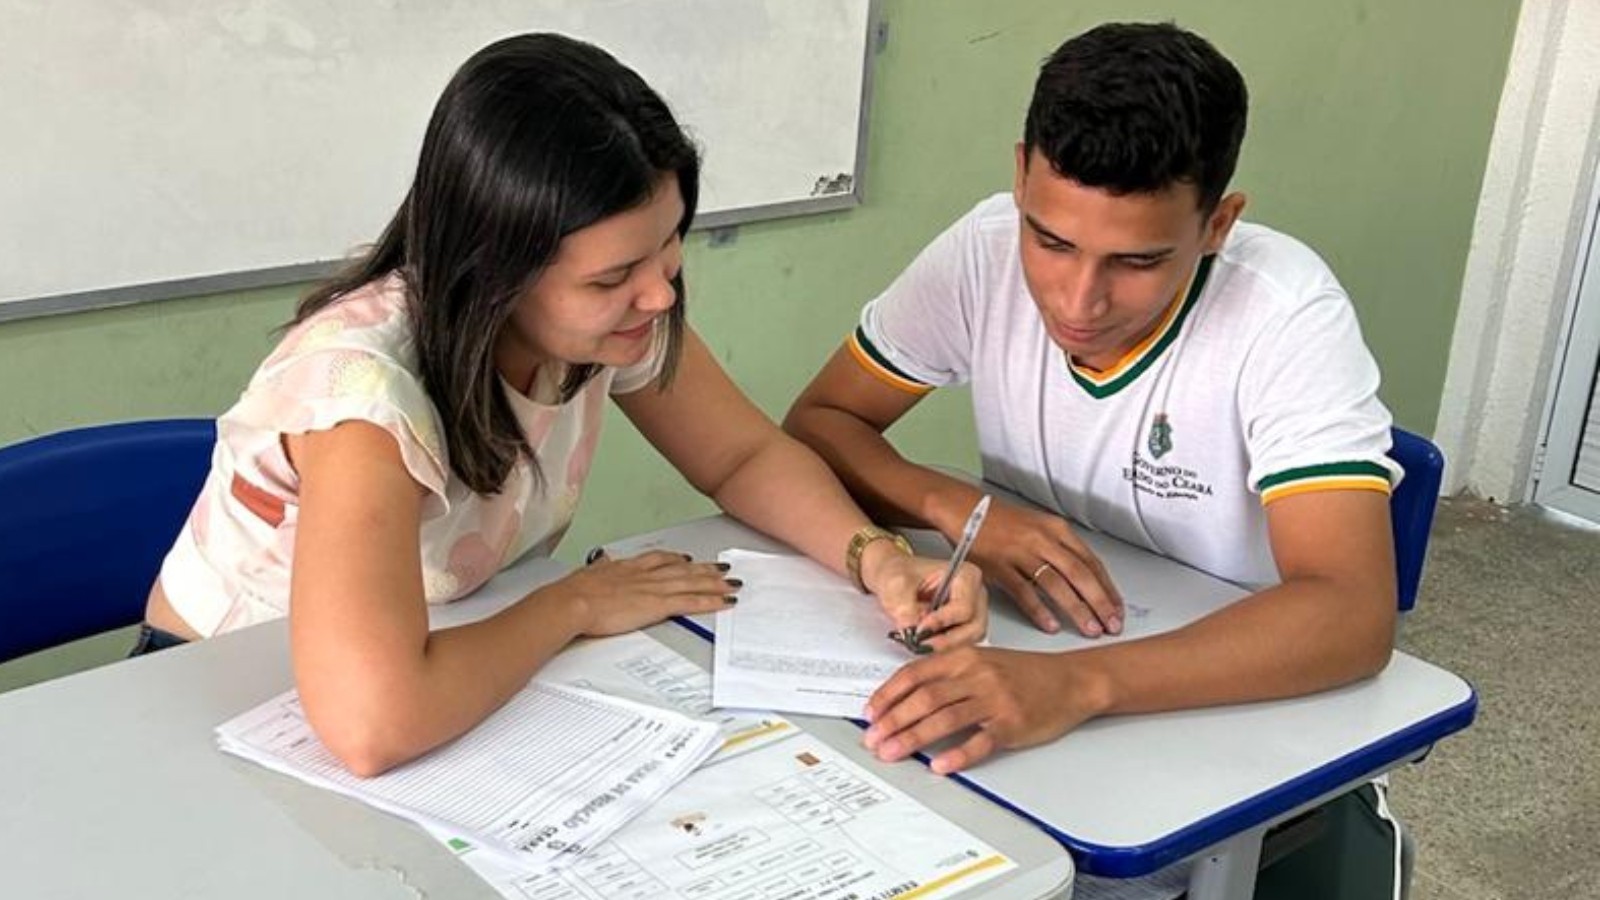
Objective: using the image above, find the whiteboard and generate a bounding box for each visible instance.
[0,0,876,320]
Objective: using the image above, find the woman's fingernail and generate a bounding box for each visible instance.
[1107,615,1123,633]
[725,578,744,588]
[723,595,739,605]
[681,553,694,562]
[584,547,605,565]
[1085,620,1102,636]
[715,562,732,572]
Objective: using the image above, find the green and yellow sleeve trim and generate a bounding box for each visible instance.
[1258,460,1393,504]
[847,326,935,396]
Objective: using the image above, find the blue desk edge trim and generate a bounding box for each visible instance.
[671,615,714,643]
[669,617,1478,879]
[945,685,1477,877]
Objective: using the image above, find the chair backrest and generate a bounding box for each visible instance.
[1389,427,1443,612]
[0,419,215,663]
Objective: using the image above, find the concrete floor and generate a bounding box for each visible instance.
[1390,497,1600,900]
[1,494,1595,898]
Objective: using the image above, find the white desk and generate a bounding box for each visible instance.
[604,512,1478,900]
[0,556,1072,899]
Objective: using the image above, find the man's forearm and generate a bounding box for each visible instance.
[783,404,979,537]
[1063,577,1396,717]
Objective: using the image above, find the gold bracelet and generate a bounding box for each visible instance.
[845,525,912,592]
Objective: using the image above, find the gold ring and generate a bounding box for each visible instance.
[1029,562,1053,584]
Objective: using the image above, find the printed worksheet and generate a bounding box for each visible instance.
[712,549,913,719]
[217,680,720,870]
[540,631,797,761]
[438,738,1017,900]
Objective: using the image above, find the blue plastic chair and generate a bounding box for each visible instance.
[1389,427,1443,612]
[0,419,215,664]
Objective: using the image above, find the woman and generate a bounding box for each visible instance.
[140,33,986,776]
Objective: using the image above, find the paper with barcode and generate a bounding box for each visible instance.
[712,548,911,718]
[216,679,719,870]
[435,737,1017,900]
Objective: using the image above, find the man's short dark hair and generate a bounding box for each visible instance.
[1024,22,1248,211]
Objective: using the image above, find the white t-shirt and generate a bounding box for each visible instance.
[159,273,666,636]
[852,193,1398,588]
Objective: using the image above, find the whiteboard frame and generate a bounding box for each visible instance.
[0,1,882,325]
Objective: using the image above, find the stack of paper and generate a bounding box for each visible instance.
[219,631,1022,899]
[430,634,1019,900]
[534,630,798,762]
[216,679,721,870]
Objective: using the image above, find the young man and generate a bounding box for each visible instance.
[785,21,1406,896]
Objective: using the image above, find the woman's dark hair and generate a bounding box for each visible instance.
[295,33,700,494]
[1024,22,1247,212]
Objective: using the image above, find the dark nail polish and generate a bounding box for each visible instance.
[725,578,744,588]
[584,547,605,565]
[681,553,694,562]
[723,595,739,605]
[715,562,732,572]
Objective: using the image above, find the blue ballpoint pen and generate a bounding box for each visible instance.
[896,494,991,652]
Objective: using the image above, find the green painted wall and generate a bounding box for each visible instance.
[0,1,1519,686]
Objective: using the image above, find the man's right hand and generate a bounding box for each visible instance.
[862,645,1112,773]
[963,498,1124,636]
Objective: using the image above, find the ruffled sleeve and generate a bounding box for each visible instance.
[227,346,451,512]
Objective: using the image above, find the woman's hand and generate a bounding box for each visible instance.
[861,545,988,652]
[543,549,739,637]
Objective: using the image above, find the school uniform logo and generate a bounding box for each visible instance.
[1147,414,1174,459]
[1126,414,1214,500]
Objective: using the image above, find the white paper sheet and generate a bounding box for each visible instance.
[216,680,720,870]
[539,631,797,761]
[437,738,1018,900]
[711,549,913,719]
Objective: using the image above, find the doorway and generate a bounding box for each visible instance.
[1535,174,1600,524]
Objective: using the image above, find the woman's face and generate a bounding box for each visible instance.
[497,174,685,391]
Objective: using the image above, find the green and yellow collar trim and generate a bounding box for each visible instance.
[1069,254,1215,399]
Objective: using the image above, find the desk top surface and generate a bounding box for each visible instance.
[605,512,1478,878]
[0,556,1071,899]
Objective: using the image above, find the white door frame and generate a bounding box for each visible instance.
[1433,0,1600,503]
[1533,167,1600,520]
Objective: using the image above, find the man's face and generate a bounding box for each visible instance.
[1012,146,1243,371]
